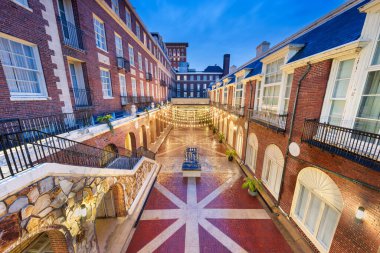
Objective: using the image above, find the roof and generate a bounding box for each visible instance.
[213,0,369,89]
[204,65,223,73]
[288,0,368,62]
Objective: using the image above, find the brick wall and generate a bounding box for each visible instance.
[0,0,64,119]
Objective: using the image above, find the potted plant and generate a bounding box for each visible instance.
[218,133,225,143]
[225,149,236,161]
[212,126,218,134]
[242,177,262,196]
[97,114,114,133]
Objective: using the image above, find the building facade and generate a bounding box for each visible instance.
[0,0,173,121]
[210,0,380,252]
[165,42,188,69]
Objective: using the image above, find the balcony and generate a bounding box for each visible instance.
[248,109,288,132]
[302,119,380,169]
[71,88,92,108]
[227,105,245,117]
[58,16,84,50]
[120,95,129,106]
[146,73,153,81]
[160,80,167,87]
[117,57,131,72]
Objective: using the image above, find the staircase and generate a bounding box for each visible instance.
[0,130,140,180]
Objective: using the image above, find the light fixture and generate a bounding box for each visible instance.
[355,206,365,221]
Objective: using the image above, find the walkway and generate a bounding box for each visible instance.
[126,127,293,253]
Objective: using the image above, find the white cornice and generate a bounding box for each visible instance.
[359,0,380,13]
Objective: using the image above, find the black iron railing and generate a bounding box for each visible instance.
[0,130,140,180]
[121,95,129,106]
[117,57,130,72]
[160,80,167,87]
[228,105,245,117]
[137,146,155,160]
[146,73,153,81]
[0,112,92,136]
[248,109,287,132]
[302,119,380,169]
[71,88,92,108]
[58,16,84,50]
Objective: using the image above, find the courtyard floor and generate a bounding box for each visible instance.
[126,127,293,253]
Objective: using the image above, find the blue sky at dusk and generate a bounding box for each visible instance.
[130,0,346,70]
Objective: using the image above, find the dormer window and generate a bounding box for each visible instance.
[265,58,284,84]
[111,0,119,16]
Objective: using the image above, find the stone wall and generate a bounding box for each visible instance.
[0,160,157,253]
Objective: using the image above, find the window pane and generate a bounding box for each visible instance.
[317,206,339,249]
[336,59,354,79]
[305,194,322,233]
[329,100,345,125]
[295,185,309,220]
[372,38,380,66]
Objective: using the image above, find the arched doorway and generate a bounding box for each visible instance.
[245,133,258,172]
[228,121,234,146]
[149,120,155,143]
[10,230,71,253]
[140,125,148,148]
[101,144,118,167]
[223,117,228,137]
[290,167,343,252]
[125,132,137,156]
[236,127,244,158]
[262,144,284,199]
[96,184,126,218]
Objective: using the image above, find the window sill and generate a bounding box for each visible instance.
[11,0,33,12]
[97,47,108,54]
[103,96,114,100]
[10,96,51,101]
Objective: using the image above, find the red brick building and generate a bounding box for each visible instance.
[210,0,380,252]
[165,42,188,69]
[0,0,174,122]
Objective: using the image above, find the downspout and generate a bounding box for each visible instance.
[276,62,312,207]
[243,81,254,164]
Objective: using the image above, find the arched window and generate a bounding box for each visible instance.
[291,167,343,253]
[236,127,244,158]
[262,144,284,199]
[245,133,258,172]
[223,118,228,137]
[228,121,234,146]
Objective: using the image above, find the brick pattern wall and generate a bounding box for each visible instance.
[0,0,64,119]
[47,230,70,253]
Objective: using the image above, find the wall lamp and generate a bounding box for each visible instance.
[355,206,365,221]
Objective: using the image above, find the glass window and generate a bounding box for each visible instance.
[100,69,112,97]
[138,53,142,70]
[372,34,380,66]
[328,59,355,125]
[111,0,119,16]
[235,76,244,107]
[223,87,228,104]
[262,85,280,111]
[115,34,123,57]
[135,23,141,40]
[131,77,137,96]
[125,8,131,29]
[184,75,187,81]
[254,81,262,110]
[94,17,107,51]
[283,74,293,113]
[203,75,207,81]
[140,80,144,96]
[128,45,134,66]
[0,37,45,97]
[354,70,380,134]
[265,58,284,84]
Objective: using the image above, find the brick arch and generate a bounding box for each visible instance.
[125,132,137,156]
[155,118,160,137]
[8,226,74,253]
[112,183,127,217]
[149,119,155,143]
[140,125,148,149]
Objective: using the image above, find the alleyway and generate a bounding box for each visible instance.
[126,127,293,253]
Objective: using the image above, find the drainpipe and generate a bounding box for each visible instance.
[243,81,254,164]
[276,62,312,207]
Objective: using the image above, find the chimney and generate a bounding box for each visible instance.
[223,54,230,76]
[256,41,270,57]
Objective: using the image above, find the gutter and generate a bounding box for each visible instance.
[276,62,312,207]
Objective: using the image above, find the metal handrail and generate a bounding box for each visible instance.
[301,119,380,168]
[248,109,288,131]
[57,16,84,50]
[71,88,92,108]
[0,130,140,180]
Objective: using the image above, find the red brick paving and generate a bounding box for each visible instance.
[154,225,186,253]
[205,177,263,209]
[144,188,179,210]
[196,173,230,203]
[126,219,177,253]
[207,218,293,253]
[199,224,231,253]
[157,173,187,203]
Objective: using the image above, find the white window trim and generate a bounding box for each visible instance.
[93,15,107,52]
[0,33,48,100]
[114,32,123,57]
[128,44,135,67]
[100,68,113,98]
